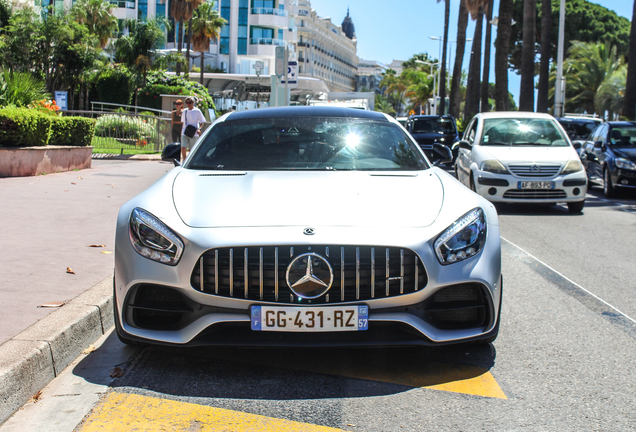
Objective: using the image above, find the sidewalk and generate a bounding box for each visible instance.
[0,159,171,424]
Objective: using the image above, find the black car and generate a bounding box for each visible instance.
[406,115,459,164]
[581,121,636,197]
[557,117,601,141]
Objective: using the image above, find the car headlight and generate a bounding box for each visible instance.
[434,208,487,265]
[615,158,636,171]
[480,160,509,174]
[129,208,184,265]
[562,159,583,174]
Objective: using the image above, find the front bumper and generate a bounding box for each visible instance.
[474,170,587,203]
[114,224,502,347]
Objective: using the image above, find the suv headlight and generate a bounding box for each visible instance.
[616,158,636,171]
[480,160,509,174]
[434,208,487,265]
[562,159,583,174]
[129,208,184,265]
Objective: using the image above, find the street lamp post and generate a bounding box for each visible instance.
[415,59,439,115]
[430,36,442,114]
[554,0,566,117]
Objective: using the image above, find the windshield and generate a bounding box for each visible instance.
[609,127,636,146]
[559,120,597,140]
[481,118,569,147]
[411,117,456,134]
[187,117,429,171]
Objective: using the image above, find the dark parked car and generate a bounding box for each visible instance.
[407,115,460,164]
[557,117,602,157]
[581,121,636,197]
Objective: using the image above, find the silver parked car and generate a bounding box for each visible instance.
[114,107,502,347]
[454,112,587,213]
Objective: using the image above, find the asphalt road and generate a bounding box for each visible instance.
[2,167,636,432]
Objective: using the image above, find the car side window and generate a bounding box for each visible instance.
[597,125,608,145]
[465,119,478,144]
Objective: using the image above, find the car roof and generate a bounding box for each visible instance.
[225,106,389,121]
[557,117,600,123]
[607,121,636,127]
[410,115,455,119]
[478,111,556,120]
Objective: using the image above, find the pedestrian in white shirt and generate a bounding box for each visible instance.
[180,96,206,161]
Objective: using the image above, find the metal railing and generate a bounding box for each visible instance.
[251,7,288,17]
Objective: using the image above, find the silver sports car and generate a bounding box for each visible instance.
[114,107,502,347]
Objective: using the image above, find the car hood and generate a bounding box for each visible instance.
[612,147,636,160]
[480,145,576,164]
[172,170,444,228]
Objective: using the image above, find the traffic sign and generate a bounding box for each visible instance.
[281,61,298,88]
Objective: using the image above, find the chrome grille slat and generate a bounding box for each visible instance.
[508,163,561,177]
[503,189,568,199]
[192,245,427,304]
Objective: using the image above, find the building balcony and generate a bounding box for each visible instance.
[250,8,289,28]
[248,38,286,56]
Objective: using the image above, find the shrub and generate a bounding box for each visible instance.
[94,67,134,106]
[0,107,52,147]
[49,116,96,146]
[0,71,51,108]
[94,113,157,141]
[138,70,216,118]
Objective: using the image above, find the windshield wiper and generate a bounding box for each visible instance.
[482,141,510,146]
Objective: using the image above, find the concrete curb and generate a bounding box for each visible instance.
[0,276,114,425]
[92,153,161,161]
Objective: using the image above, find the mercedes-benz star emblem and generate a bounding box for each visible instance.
[303,227,315,235]
[286,253,333,299]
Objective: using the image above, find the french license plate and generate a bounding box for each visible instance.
[518,181,554,189]
[251,305,369,332]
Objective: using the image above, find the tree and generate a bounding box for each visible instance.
[549,41,624,115]
[519,0,536,111]
[622,0,636,119]
[480,0,493,112]
[374,94,396,116]
[494,0,514,111]
[402,68,434,114]
[189,1,226,84]
[596,67,626,118]
[536,0,552,112]
[71,0,118,49]
[437,0,450,115]
[171,0,204,75]
[464,0,488,121]
[450,0,469,118]
[115,18,167,85]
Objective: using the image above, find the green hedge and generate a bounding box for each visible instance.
[0,107,95,147]
[49,116,96,146]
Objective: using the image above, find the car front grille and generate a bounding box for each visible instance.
[503,189,567,199]
[191,245,428,305]
[508,163,562,177]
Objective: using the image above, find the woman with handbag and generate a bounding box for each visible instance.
[170,99,184,143]
[180,96,207,162]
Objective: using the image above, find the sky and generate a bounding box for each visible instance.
[308,0,633,107]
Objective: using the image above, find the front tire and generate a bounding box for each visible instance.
[567,201,585,213]
[604,168,616,198]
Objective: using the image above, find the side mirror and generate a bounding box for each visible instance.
[457,140,472,150]
[571,141,582,150]
[173,159,181,167]
[593,140,603,149]
[431,144,453,166]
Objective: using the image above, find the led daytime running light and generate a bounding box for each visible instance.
[129,208,184,265]
[434,208,487,265]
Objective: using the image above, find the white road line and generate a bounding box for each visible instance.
[501,236,636,325]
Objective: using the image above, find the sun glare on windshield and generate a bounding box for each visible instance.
[345,133,361,148]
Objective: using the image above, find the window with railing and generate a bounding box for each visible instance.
[250,38,286,46]
[109,0,135,9]
[251,7,288,17]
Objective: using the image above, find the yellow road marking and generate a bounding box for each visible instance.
[78,392,346,432]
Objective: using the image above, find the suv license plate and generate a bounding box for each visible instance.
[518,181,554,189]
[251,305,368,332]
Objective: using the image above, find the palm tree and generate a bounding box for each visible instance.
[71,0,118,49]
[402,68,434,114]
[596,67,627,118]
[171,0,204,75]
[551,41,624,115]
[494,0,514,111]
[519,0,536,111]
[375,94,396,116]
[464,0,487,121]
[536,0,552,113]
[450,0,469,118]
[437,0,450,115]
[189,1,226,84]
[480,0,493,112]
[622,0,636,119]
